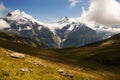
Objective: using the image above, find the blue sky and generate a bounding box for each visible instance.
[0,0,89,22]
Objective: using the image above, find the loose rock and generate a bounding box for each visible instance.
[57,69,73,79]
[10,52,25,59]
[21,68,33,72]
[57,69,64,73]
[21,68,29,72]
[34,61,42,66]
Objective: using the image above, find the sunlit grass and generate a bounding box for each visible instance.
[0,48,120,80]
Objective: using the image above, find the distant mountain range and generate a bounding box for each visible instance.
[0,9,120,48]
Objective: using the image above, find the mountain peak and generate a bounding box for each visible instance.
[14,9,21,13]
[61,16,68,21]
[5,9,45,28]
[58,16,69,23]
[7,9,21,17]
[10,9,25,16]
[6,9,37,23]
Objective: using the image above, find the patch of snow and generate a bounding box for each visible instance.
[26,26,32,30]
[44,22,70,33]
[68,25,75,31]
[7,9,45,25]
[62,39,66,43]
[18,27,22,31]
[38,26,42,30]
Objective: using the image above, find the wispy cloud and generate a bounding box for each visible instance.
[0,2,7,18]
[69,0,80,8]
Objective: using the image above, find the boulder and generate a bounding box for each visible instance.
[34,61,42,66]
[60,73,73,79]
[21,68,29,72]
[57,69,73,79]
[21,68,33,72]
[10,52,25,59]
[57,69,64,73]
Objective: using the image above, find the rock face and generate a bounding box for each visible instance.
[10,53,25,59]
[61,24,101,47]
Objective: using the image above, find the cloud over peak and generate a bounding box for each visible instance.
[83,0,120,25]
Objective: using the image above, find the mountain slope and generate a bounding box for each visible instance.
[0,29,120,66]
[84,32,120,47]
[61,24,101,47]
[0,33,120,80]
[0,32,44,48]
[1,47,119,80]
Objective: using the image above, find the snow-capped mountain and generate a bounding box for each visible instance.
[1,9,58,48]
[0,9,119,48]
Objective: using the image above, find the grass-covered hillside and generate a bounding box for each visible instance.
[0,32,42,48]
[1,48,118,80]
[0,32,120,80]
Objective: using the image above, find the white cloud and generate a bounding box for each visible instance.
[0,3,7,17]
[69,0,80,8]
[83,0,120,25]
[0,19,10,29]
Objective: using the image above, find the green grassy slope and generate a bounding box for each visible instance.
[0,32,120,80]
[0,32,42,48]
[83,33,120,47]
[1,48,119,80]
